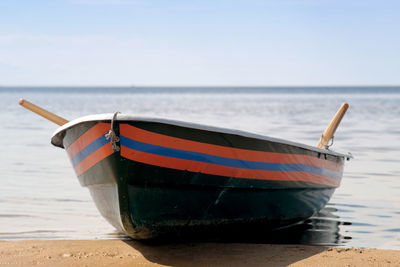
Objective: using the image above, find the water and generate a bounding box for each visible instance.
[0,87,399,249]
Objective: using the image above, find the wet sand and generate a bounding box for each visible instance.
[0,240,399,266]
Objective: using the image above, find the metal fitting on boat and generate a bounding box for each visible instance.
[105,111,120,152]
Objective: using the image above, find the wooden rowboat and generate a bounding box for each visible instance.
[20,100,351,240]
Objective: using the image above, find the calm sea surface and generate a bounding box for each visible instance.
[0,87,399,249]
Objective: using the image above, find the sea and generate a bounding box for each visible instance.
[0,86,399,249]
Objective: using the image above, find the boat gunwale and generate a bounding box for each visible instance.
[51,113,352,159]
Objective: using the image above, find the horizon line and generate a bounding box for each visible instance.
[1,85,400,88]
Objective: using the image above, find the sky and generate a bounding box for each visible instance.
[0,0,399,86]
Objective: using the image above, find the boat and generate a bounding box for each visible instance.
[19,99,351,240]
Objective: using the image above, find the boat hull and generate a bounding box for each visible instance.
[53,116,346,239]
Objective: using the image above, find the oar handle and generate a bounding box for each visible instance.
[19,98,69,126]
[317,102,349,149]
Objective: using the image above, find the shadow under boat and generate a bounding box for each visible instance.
[119,205,351,267]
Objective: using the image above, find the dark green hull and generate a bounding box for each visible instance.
[52,115,347,240]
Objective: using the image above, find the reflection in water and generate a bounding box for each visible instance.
[141,204,352,246]
[229,204,352,246]
[263,205,352,246]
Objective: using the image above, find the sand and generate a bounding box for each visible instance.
[0,240,399,266]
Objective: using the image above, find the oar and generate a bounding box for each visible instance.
[316,102,349,149]
[19,98,69,126]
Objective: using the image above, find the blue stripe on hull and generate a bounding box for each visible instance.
[120,136,341,179]
[71,135,110,167]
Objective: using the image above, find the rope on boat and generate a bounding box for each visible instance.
[105,111,120,152]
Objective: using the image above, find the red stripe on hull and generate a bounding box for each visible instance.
[67,123,111,158]
[121,146,340,187]
[120,124,343,173]
[74,144,114,176]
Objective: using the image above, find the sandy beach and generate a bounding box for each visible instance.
[0,240,399,266]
